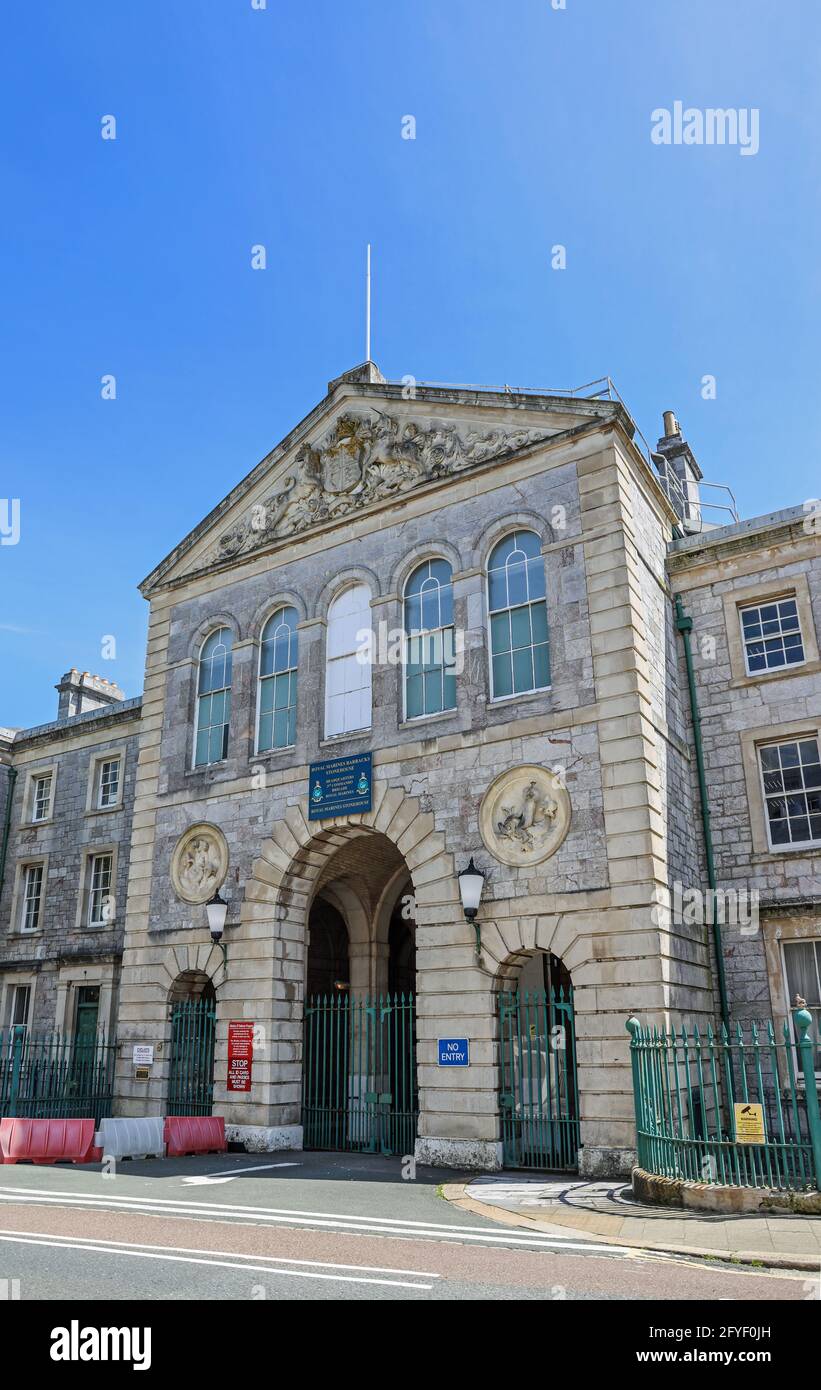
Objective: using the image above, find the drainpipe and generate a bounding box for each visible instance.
[674,593,730,1030]
[0,765,17,898]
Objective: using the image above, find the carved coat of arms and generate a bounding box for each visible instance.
[211,411,553,563]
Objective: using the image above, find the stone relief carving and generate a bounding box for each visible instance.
[171,823,229,906]
[210,412,553,561]
[479,764,571,867]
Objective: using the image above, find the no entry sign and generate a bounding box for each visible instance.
[227,1020,254,1092]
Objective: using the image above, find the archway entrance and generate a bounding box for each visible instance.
[498,950,579,1171]
[167,971,216,1117]
[301,834,418,1155]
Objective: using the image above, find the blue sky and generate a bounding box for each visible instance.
[1,0,819,727]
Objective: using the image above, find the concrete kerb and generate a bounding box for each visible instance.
[441,1183,821,1274]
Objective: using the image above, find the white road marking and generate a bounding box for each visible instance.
[0,1187,650,1256]
[0,1231,436,1290]
[181,1162,301,1186]
[0,1227,440,1279]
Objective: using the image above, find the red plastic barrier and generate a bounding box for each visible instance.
[0,1117,99,1165]
[164,1115,226,1157]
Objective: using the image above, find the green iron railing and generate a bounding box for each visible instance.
[627,1007,821,1191]
[302,992,418,1156]
[499,986,580,1171]
[167,996,217,1116]
[0,1025,117,1126]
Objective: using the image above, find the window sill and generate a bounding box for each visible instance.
[731,658,821,689]
[24,818,54,829]
[399,709,459,730]
[488,685,552,708]
[251,745,297,762]
[184,761,230,778]
[319,730,372,749]
[84,804,124,817]
[764,841,821,856]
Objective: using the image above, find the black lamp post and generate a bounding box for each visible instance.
[458,858,486,954]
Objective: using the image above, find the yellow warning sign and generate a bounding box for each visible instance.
[734,1102,766,1144]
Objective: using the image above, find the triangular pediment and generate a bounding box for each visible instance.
[141,366,626,594]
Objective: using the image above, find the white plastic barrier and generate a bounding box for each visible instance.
[96,1116,166,1160]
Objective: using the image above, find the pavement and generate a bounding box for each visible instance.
[446,1174,821,1273]
[0,1151,814,1300]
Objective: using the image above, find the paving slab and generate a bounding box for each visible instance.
[444,1174,821,1272]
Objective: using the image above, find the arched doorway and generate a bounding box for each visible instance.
[301,835,418,1155]
[497,949,579,1171]
[167,971,217,1117]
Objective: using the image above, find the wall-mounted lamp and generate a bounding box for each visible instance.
[206,890,229,965]
[458,857,486,955]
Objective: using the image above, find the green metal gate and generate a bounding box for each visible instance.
[302,992,417,1155]
[499,986,580,1171]
[168,996,216,1116]
[0,1025,117,1125]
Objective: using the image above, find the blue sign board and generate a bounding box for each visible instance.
[438,1038,469,1067]
[308,751,372,820]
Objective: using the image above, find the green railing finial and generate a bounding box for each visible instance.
[626,1016,641,1039]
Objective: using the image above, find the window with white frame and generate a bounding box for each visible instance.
[97,757,121,808]
[194,627,233,767]
[759,738,821,847]
[31,773,53,823]
[783,939,821,1068]
[740,596,805,674]
[487,530,550,699]
[403,559,457,719]
[21,864,44,932]
[257,607,298,751]
[325,584,372,738]
[10,984,31,1030]
[87,853,114,926]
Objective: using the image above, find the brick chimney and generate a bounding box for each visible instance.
[55,669,125,720]
[653,411,703,532]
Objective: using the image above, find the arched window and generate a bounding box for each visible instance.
[403,559,457,719]
[325,584,372,737]
[487,530,549,699]
[257,606,298,752]
[194,627,233,766]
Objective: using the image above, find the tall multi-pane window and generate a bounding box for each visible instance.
[194,627,233,766]
[11,985,31,1030]
[403,559,457,719]
[759,738,821,847]
[783,940,821,1067]
[32,773,52,822]
[740,597,805,674]
[98,757,121,808]
[487,530,550,699]
[22,864,44,932]
[88,853,114,926]
[258,606,298,751]
[325,584,372,738]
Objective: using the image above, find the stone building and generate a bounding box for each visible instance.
[0,364,818,1175]
[0,671,140,1036]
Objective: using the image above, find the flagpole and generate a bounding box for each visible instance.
[365,243,371,363]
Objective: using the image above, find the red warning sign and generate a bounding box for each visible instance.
[227,1020,254,1092]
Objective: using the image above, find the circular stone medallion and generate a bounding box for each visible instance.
[479,763,571,868]
[171,823,229,905]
